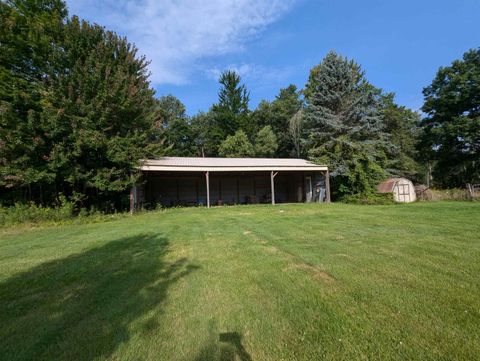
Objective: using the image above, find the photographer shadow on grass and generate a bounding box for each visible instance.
[193,320,253,361]
[0,233,200,361]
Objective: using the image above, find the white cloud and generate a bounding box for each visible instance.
[204,63,294,85]
[68,0,296,85]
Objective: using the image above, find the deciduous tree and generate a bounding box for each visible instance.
[420,48,480,187]
[218,130,254,157]
[254,126,278,157]
[0,1,165,210]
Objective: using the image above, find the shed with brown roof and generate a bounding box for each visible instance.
[378,178,416,203]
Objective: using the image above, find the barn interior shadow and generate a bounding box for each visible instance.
[0,233,200,361]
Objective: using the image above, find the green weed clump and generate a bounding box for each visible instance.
[0,201,72,226]
[341,192,395,205]
[0,199,126,227]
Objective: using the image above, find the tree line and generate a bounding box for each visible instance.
[1,0,479,210]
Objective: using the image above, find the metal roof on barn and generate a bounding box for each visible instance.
[139,157,328,172]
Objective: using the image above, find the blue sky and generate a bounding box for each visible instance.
[68,0,479,115]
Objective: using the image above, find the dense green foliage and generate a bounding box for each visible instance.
[0,1,164,210]
[0,0,67,202]
[217,126,279,157]
[160,95,196,156]
[420,48,480,187]
[160,49,480,198]
[1,0,476,209]
[254,125,278,157]
[341,192,395,205]
[250,85,303,157]
[210,71,251,151]
[218,129,254,157]
[380,94,421,178]
[302,52,390,198]
[1,202,479,360]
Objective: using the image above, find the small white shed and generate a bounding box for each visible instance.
[377,178,416,203]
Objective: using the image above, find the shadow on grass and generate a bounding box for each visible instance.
[193,321,253,361]
[0,233,200,361]
[218,332,253,361]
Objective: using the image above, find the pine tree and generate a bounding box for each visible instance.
[216,71,249,116]
[211,71,251,145]
[303,51,390,198]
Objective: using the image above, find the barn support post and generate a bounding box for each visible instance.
[325,170,331,203]
[205,171,210,208]
[130,185,137,214]
[271,171,278,205]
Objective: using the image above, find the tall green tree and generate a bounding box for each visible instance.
[157,95,187,128]
[160,95,197,156]
[215,71,249,116]
[212,71,251,141]
[254,126,278,157]
[250,85,303,157]
[420,48,480,187]
[0,0,67,203]
[1,1,164,209]
[303,51,390,198]
[164,117,196,157]
[39,16,163,208]
[189,111,223,157]
[218,130,254,157]
[380,93,421,179]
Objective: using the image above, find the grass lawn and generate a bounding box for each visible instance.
[1,202,479,360]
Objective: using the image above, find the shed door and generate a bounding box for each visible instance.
[397,183,410,202]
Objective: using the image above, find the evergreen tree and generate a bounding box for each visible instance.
[420,48,480,187]
[254,126,278,157]
[303,51,390,198]
[215,71,249,116]
[218,130,254,157]
[211,71,251,147]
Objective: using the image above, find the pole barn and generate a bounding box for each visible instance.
[130,157,330,211]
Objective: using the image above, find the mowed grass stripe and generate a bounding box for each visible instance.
[0,202,479,360]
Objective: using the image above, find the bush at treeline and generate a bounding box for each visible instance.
[1,0,478,211]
